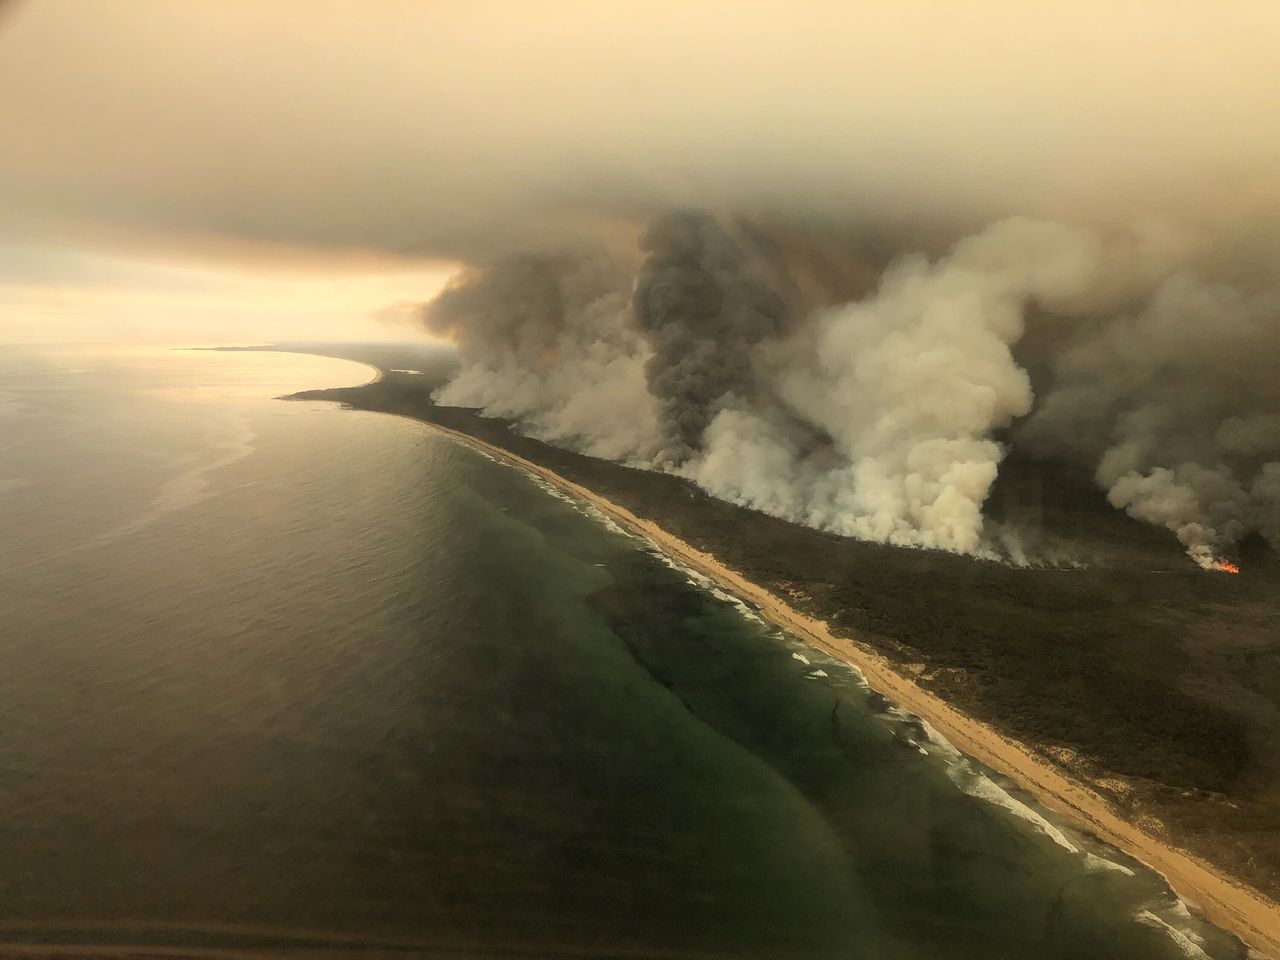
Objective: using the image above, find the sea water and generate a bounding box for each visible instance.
[0,345,1249,958]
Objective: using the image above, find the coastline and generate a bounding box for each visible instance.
[401,413,1280,957]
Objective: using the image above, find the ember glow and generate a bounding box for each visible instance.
[1210,560,1242,574]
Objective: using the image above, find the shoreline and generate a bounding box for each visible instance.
[393,412,1280,957]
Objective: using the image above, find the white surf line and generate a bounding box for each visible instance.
[476,427,1179,881]
[320,404,1280,958]
[1138,909,1214,959]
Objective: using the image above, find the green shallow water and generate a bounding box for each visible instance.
[0,345,1248,958]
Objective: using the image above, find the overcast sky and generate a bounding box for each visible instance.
[1,0,1277,342]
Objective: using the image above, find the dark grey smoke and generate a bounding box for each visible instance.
[420,210,1280,567]
[631,210,790,467]
[421,258,566,371]
[1022,273,1280,566]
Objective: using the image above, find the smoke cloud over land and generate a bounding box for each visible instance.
[422,207,1280,564]
[3,1,1279,562]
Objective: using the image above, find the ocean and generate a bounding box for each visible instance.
[0,344,1248,958]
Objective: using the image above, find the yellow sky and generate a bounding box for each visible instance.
[1,0,1277,342]
[0,252,456,345]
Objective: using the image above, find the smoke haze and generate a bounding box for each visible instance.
[4,1,1278,261]
[2,0,1279,561]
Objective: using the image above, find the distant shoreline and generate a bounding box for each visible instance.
[361,406,1280,958]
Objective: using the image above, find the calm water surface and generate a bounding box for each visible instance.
[0,345,1249,958]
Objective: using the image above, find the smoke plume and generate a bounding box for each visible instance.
[423,255,659,461]
[14,3,1272,565]
[421,210,1280,566]
[631,211,790,467]
[683,219,1103,554]
[1025,275,1280,566]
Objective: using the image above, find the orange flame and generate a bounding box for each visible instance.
[1211,560,1241,574]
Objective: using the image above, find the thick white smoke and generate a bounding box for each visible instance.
[2,2,1276,565]
[422,212,1280,566]
[425,256,661,462]
[683,219,1103,555]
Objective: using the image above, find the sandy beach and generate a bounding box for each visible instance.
[412,416,1280,958]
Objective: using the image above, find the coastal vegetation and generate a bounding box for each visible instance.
[289,354,1280,910]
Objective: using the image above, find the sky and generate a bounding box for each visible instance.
[0,243,452,344]
[0,0,1277,343]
